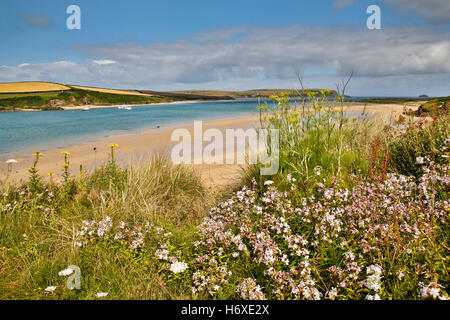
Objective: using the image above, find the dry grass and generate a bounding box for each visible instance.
[0,154,216,299]
[0,82,154,97]
[0,82,71,94]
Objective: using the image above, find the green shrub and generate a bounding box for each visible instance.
[388,116,449,179]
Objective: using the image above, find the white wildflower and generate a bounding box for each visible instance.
[314,166,322,176]
[326,287,338,300]
[365,264,383,292]
[58,267,74,276]
[44,286,57,292]
[170,261,188,274]
[96,292,108,298]
[264,180,274,186]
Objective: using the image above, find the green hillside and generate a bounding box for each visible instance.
[0,87,179,111]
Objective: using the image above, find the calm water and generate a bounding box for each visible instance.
[0,97,385,159]
[0,100,261,158]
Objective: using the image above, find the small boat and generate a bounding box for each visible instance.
[81,107,91,111]
[118,105,132,110]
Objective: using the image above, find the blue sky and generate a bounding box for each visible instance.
[1,0,449,96]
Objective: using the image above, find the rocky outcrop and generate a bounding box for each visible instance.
[49,99,66,107]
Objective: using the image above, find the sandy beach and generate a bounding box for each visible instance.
[1,115,260,188]
[339,102,418,119]
[0,102,419,188]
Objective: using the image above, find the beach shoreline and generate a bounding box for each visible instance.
[0,114,260,185]
[60,99,235,111]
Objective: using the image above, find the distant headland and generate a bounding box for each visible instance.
[0,81,339,112]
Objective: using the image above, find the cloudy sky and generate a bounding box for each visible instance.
[1,0,449,96]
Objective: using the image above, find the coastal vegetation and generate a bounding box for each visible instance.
[0,81,235,111]
[0,87,178,111]
[0,92,448,300]
[406,97,450,117]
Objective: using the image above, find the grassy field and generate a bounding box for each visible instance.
[0,82,70,94]
[0,92,60,99]
[70,85,154,97]
[0,93,448,300]
[138,90,235,101]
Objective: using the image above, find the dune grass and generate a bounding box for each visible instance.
[0,151,214,299]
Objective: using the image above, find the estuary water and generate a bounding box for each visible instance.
[0,100,261,157]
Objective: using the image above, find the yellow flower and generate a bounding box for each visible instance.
[110,143,119,148]
[289,117,300,123]
[33,152,45,156]
[257,105,267,111]
[48,173,55,176]
[63,163,69,168]
[60,151,71,155]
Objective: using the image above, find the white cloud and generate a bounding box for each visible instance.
[74,25,450,79]
[93,59,117,65]
[0,25,449,96]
